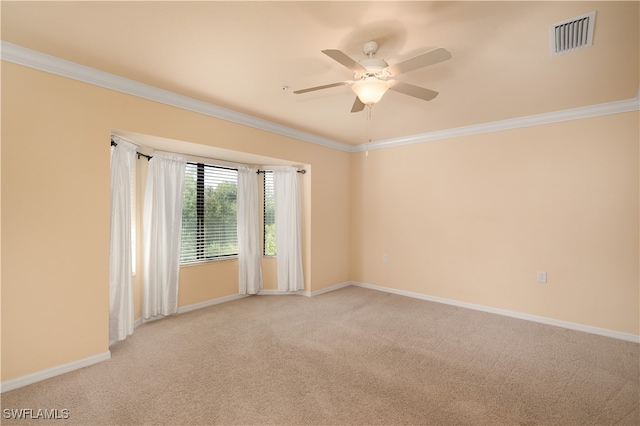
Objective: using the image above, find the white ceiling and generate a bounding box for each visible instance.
[2,1,638,146]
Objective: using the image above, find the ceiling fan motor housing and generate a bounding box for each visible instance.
[356,58,390,80]
[362,41,379,56]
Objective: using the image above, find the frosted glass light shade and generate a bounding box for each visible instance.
[351,77,390,105]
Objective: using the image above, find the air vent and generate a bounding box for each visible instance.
[550,11,596,55]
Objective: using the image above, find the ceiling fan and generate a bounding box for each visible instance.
[294,41,452,113]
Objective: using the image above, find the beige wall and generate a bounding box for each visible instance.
[1,62,350,381]
[350,112,639,335]
[1,58,638,384]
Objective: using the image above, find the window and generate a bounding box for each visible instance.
[263,171,276,256]
[180,162,238,264]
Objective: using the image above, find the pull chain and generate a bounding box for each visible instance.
[365,105,372,157]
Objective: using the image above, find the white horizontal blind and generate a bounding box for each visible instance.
[263,171,276,256]
[180,162,238,264]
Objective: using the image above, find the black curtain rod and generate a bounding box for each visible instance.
[111,139,152,161]
[187,161,236,172]
[186,162,305,175]
[257,169,306,174]
[111,139,305,174]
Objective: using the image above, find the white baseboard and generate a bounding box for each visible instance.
[177,293,248,315]
[256,281,352,297]
[257,289,305,296]
[130,293,249,328]
[351,281,640,343]
[132,286,344,325]
[1,351,111,393]
[134,317,144,328]
[310,281,352,297]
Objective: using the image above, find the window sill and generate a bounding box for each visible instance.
[180,255,238,267]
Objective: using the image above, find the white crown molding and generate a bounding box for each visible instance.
[0,41,352,153]
[351,281,640,343]
[3,42,638,154]
[0,351,111,393]
[358,93,640,152]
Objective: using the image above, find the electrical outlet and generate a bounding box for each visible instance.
[537,271,547,283]
[383,254,389,263]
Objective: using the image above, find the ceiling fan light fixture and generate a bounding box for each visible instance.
[295,42,451,112]
[351,77,390,105]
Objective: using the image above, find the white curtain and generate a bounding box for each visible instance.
[273,166,305,292]
[237,167,263,295]
[109,138,138,343]
[143,152,186,319]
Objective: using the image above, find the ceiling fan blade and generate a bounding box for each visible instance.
[389,81,439,101]
[351,96,365,113]
[322,49,367,73]
[387,47,452,76]
[293,81,349,94]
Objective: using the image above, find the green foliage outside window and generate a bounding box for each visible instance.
[264,172,276,256]
[181,163,238,264]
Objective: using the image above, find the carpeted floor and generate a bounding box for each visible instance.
[2,286,639,425]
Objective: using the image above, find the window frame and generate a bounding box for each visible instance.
[263,170,276,257]
[180,161,239,265]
